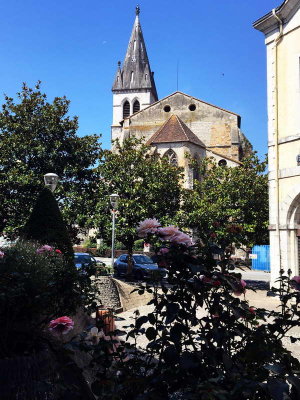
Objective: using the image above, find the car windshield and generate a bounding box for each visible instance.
[74,255,93,264]
[133,255,154,264]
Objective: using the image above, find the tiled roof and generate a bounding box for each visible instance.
[147,115,206,147]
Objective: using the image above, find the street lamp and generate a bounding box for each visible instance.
[44,173,59,192]
[110,193,119,268]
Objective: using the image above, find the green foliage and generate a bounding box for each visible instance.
[95,242,110,256]
[133,239,144,251]
[83,237,97,248]
[0,82,101,240]
[22,187,74,265]
[180,153,269,249]
[94,138,183,271]
[0,241,84,358]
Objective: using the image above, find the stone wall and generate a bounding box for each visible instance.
[96,276,153,312]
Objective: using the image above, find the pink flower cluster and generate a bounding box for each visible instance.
[291,276,300,290]
[36,245,53,254]
[49,316,74,335]
[36,245,62,255]
[137,218,161,237]
[137,219,194,247]
[0,251,5,259]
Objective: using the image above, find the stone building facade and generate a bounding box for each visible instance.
[112,6,251,187]
[254,0,300,285]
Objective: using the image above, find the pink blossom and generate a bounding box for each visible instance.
[157,225,180,240]
[291,276,300,290]
[0,251,4,259]
[158,247,169,255]
[137,218,161,237]
[49,316,74,335]
[170,232,194,247]
[55,249,62,254]
[36,245,53,254]
[233,280,247,296]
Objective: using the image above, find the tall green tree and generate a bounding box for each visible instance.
[95,138,183,274]
[0,82,101,240]
[22,187,74,265]
[179,154,269,251]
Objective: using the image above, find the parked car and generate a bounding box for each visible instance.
[114,254,168,280]
[74,252,105,275]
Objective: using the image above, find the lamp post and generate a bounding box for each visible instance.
[110,193,119,268]
[44,173,59,192]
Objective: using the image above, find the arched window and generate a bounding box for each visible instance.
[133,100,140,114]
[123,101,130,119]
[193,158,200,181]
[164,149,178,166]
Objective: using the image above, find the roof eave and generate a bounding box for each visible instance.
[253,0,300,33]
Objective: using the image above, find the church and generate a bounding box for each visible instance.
[111,6,251,188]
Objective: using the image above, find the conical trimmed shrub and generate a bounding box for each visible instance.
[22,187,74,265]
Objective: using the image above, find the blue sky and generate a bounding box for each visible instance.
[0,0,280,159]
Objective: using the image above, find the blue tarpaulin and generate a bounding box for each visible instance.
[251,245,270,271]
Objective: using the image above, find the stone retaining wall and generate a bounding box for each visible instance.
[96,276,153,312]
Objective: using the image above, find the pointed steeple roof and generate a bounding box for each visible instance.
[147,115,206,147]
[112,6,158,100]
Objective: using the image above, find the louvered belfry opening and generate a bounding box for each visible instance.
[133,100,140,114]
[123,101,130,119]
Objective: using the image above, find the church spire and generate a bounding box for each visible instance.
[112,5,158,101]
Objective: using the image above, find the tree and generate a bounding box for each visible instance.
[179,154,269,251]
[0,82,101,240]
[22,187,74,265]
[94,138,183,274]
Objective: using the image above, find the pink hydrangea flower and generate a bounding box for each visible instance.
[137,218,160,237]
[0,251,4,259]
[49,316,74,335]
[233,280,247,296]
[291,276,300,290]
[170,232,194,247]
[157,225,180,240]
[36,245,53,254]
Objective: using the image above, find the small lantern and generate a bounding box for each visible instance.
[44,173,59,192]
[109,193,119,210]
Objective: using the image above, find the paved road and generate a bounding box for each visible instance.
[95,257,270,283]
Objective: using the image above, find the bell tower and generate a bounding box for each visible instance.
[111,5,158,143]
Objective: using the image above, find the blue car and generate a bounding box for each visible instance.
[114,254,167,280]
[74,252,105,275]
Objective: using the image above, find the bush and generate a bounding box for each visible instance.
[83,237,97,248]
[94,242,110,256]
[133,239,144,251]
[0,241,95,358]
[80,222,300,400]
[22,187,74,266]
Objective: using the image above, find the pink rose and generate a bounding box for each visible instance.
[36,245,53,254]
[291,276,300,290]
[49,316,74,335]
[233,280,247,296]
[170,232,194,247]
[0,251,4,259]
[157,225,180,240]
[55,249,62,254]
[137,218,160,237]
